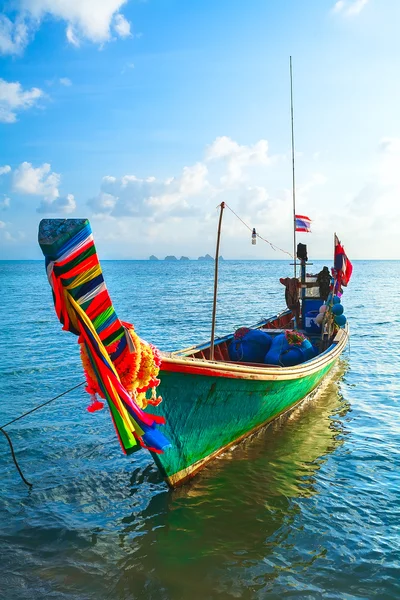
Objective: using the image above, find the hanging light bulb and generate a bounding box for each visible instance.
[252,228,257,245]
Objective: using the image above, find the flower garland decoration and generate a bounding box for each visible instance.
[285,330,306,346]
[80,323,162,412]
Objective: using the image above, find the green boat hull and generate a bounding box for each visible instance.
[151,358,338,487]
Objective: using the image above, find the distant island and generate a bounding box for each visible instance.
[148,254,224,261]
[198,254,214,261]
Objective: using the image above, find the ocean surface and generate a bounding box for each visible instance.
[0,259,399,600]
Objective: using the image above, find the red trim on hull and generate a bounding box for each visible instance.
[160,360,245,379]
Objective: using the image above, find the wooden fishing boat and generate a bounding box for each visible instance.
[38,217,349,489]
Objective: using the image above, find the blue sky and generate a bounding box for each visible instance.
[0,0,399,259]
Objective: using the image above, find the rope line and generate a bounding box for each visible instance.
[224,203,294,258]
[0,428,33,488]
[0,381,85,430]
[0,381,85,488]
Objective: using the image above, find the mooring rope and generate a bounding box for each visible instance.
[224,202,294,258]
[0,381,85,488]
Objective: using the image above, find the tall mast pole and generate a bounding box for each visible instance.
[210,202,225,361]
[290,56,297,278]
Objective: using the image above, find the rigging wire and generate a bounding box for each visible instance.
[224,203,294,258]
[0,381,85,488]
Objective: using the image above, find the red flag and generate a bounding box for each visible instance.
[334,235,352,286]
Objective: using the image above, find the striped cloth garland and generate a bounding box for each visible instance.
[40,219,169,456]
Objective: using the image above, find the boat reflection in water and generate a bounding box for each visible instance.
[113,363,350,599]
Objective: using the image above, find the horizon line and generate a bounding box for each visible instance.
[0,258,398,262]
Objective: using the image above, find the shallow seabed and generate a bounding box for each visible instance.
[0,260,399,600]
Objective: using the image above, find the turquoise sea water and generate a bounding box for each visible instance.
[0,259,399,600]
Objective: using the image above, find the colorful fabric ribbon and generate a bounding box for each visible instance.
[39,219,169,455]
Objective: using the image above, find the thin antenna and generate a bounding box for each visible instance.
[290,56,297,277]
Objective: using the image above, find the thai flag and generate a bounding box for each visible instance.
[334,234,353,286]
[295,215,312,232]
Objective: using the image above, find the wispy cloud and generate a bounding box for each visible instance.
[0,14,30,55]
[59,77,72,87]
[121,61,135,74]
[113,14,131,38]
[0,165,11,175]
[0,196,10,210]
[332,0,369,17]
[0,79,44,123]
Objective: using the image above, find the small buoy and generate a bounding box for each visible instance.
[334,314,347,327]
[333,296,341,305]
[315,313,324,325]
[319,304,327,314]
[332,303,344,316]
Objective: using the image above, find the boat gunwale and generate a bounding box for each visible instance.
[160,325,348,381]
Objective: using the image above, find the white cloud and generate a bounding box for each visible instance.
[0,1,132,55]
[0,79,44,123]
[179,163,209,196]
[0,165,11,175]
[87,138,282,224]
[0,196,10,210]
[332,0,369,16]
[0,220,5,228]
[113,13,131,38]
[37,193,76,214]
[89,191,117,213]
[88,165,208,220]
[206,136,272,185]
[59,77,72,86]
[12,161,76,214]
[13,162,60,199]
